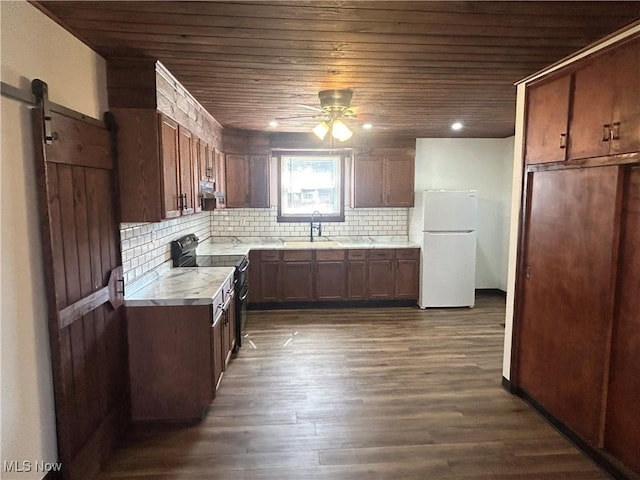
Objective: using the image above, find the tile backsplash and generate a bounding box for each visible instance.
[120,212,210,285]
[121,207,409,286]
[211,206,409,239]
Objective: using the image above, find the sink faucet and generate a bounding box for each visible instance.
[310,211,323,242]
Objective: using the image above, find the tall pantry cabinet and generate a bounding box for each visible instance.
[513,32,639,478]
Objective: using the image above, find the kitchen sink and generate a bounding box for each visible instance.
[283,241,342,248]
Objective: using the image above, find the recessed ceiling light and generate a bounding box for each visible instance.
[269,120,278,128]
[451,122,463,131]
[362,123,373,130]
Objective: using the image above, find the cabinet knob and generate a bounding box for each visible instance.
[559,133,566,149]
[602,124,611,142]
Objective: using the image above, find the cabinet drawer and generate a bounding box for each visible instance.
[396,248,420,260]
[348,249,368,260]
[222,275,234,301]
[369,249,395,260]
[261,250,281,262]
[212,290,225,325]
[283,250,313,261]
[316,249,346,261]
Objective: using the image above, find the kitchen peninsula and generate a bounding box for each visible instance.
[125,266,236,422]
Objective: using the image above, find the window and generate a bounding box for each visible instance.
[277,151,347,222]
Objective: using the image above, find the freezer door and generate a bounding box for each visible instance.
[419,231,476,308]
[422,190,478,232]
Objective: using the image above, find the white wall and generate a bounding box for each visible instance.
[414,137,514,290]
[1,2,107,478]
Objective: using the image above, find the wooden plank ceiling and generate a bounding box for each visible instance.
[35,1,640,138]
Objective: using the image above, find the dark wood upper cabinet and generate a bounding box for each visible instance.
[159,115,181,219]
[178,126,196,215]
[108,59,223,221]
[225,154,250,208]
[352,148,415,207]
[224,153,270,208]
[222,130,271,208]
[249,154,270,207]
[115,111,199,222]
[569,37,640,160]
[524,74,572,164]
[352,154,384,206]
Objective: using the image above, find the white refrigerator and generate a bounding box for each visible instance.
[409,190,478,308]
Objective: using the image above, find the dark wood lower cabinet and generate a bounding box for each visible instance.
[128,305,214,422]
[249,248,419,305]
[281,250,314,301]
[259,259,281,302]
[127,276,235,422]
[395,250,420,299]
[316,250,347,301]
[368,250,396,299]
[211,314,223,393]
[604,166,640,472]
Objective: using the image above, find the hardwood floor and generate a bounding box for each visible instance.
[101,293,611,479]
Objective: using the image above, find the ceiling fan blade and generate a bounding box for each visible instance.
[275,114,321,120]
[296,104,323,112]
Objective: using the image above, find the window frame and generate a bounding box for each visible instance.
[276,149,348,223]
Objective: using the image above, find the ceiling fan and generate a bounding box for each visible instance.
[278,89,357,142]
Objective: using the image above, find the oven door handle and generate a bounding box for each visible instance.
[238,259,250,274]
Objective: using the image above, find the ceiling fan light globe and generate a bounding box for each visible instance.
[312,121,330,140]
[331,119,353,141]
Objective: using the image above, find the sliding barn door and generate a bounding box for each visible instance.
[31,81,127,480]
[516,166,621,445]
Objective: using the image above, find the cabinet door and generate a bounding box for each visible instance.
[384,156,415,206]
[282,261,314,301]
[260,261,281,302]
[316,260,347,300]
[249,154,270,207]
[569,52,616,160]
[352,154,384,207]
[178,126,195,214]
[517,166,620,444]
[348,261,367,299]
[395,251,419,299]
[610,38,640,156]
[211,315,223,393]
[225,154,249,207]
[159,115,181,218]
[604,166,640,473]
[227,290,237,356]
[214,149,226,208]
[192,136,202,213]
[248,250,261,304]
[525,74,571,164]
[368,250,396,299]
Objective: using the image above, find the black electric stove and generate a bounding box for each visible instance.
[171,234,248,350]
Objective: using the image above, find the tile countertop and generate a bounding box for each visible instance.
[197,237,420,256]
[125,266,235,307]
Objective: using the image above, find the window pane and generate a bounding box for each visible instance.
[281,155,341,216]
